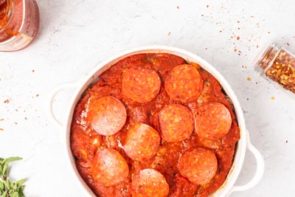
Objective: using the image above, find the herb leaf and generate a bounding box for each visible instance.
[0,157,25,197]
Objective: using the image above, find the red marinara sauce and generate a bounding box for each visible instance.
[70,53,240,197]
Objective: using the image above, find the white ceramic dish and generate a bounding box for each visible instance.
[50,46,264,197]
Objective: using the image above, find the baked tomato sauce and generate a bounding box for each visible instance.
[70,53,240,197]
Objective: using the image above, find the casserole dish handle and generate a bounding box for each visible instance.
[230,132,264,194]
[49,82,78,127]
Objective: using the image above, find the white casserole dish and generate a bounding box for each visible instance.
[49,46,264,197]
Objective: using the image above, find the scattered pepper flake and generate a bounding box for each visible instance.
[176,5,180,9]
[0,128,4,131]
[286,140,288,144]
[247,76,252,81]
[206,5,209,8]
[32,69,35,73]
[167,32,171,36]
[256,22,260,27]
[236,36,240,40]
[3,99,10,104]
[271,96,275,100]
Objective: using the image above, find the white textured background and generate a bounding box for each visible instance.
[1,0,295,196]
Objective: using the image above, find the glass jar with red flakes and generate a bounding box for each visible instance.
[257,44,295,94]
[0,0,39,51]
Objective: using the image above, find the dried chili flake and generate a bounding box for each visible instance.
[258,45,295,94]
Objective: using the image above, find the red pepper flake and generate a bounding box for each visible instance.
[3,99,10,104]
[247,76,252,81]
[256,22,260,27]
[32,69,35,73]
[236,36,240,40]
[0,128,4,131]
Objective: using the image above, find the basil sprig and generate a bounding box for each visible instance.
[0,157,25,197]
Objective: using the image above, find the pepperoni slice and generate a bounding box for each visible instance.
[124,123,160,161]
[177,148,217,185]
[92,148,129,186]
[159,104,194,142]
[122,67,161,103]
[87,96,127,136]
[132,169,169,197]
[165,64,203,103]
[194,102,232,139]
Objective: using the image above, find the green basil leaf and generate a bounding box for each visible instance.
[0,157,25,196]
[12,191,19,197]
[0,182,3,190]
[4,157,22,164]
[16,179,26,186]
[0,191,7,197]
[2,163,8,177]
[0,165,3,177]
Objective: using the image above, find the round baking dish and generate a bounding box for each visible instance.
[50,46,264,197]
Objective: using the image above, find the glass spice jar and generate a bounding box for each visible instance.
[257,44,295,94]
[0,0,39,51]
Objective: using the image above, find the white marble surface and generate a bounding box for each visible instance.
[1,0,295,196]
